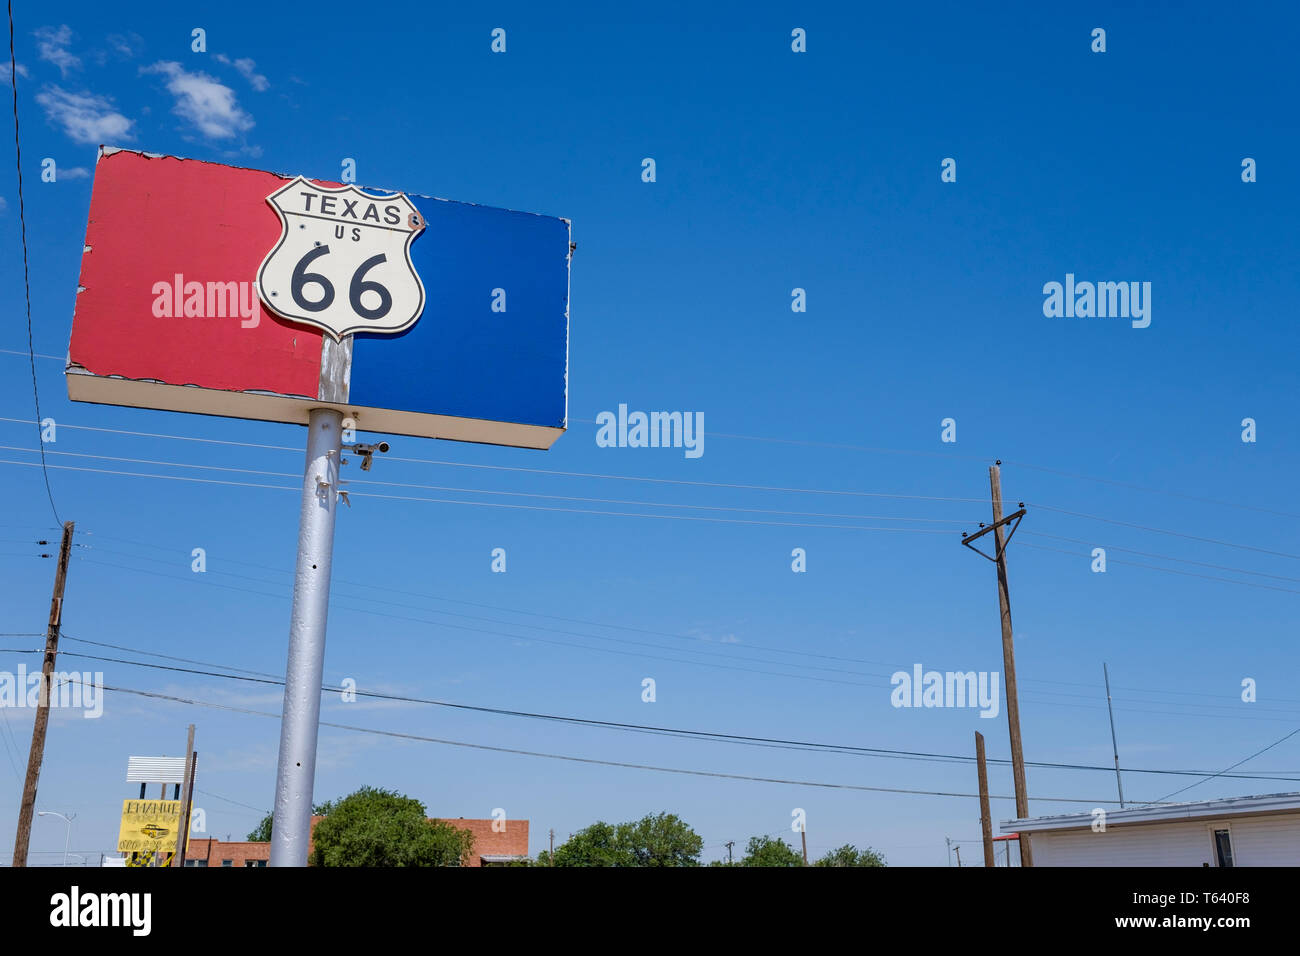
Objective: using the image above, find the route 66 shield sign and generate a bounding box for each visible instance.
[255,176,427,340]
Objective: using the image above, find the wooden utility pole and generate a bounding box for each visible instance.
[172,725,196,867]
[549,828,554,865]
[989,464,1032,866]
[991,465,1031,865]
[976,731,995,867]
[962,464,1033,867]
[12,520,74,868]
[954,845,962,867]
[724,839,735,865]
[800,826,808,866]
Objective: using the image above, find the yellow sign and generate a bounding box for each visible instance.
[117,800,191,854]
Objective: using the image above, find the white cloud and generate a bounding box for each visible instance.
[233,58,269,92]
[688,626,744,644]
[35,85,134,144]
[0,196,8,213]
[34,25,80,78]
[0,61,30,86]
[142,60,253,139]
[60,166,90,179]
[106,32,144,59]
[213,53,269,92]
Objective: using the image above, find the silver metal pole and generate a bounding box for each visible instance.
[270,408,344,867]
[1103,662,1125,808]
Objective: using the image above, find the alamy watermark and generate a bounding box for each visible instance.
[0,667,104,718]
[1042,273,1150,328]
[890,664,999,718]
[595,404,704,458]
[151,273,260,328]
[50,886,151,936]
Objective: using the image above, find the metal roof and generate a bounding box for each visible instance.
[126,756,189,784]
[1001,791,1300,834]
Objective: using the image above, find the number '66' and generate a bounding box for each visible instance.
[291,246,393,320]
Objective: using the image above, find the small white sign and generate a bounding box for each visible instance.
[256,177,427,340]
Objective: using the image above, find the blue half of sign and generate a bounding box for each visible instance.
[348,194,571,434]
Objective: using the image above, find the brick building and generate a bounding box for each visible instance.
[184,817,528,867]
[434,818,530,867]
[183,838,270,867]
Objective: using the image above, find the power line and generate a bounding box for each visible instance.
[12,452,1295,571]
[0,417,985,503]
[56,676,1150,806]
[72,532,1300,714]
[1019,542,1300,596]
[48,528,1300,727]
[67,561,895,681]
[1029,503,1300,562]
[1021,531,1300,584]
[68,528,1300,700]
[3,399,1299,524]
[62,546,1300,720]
[79,529,916,670]
[6,3,57,524]
[0,444,974,527]
[194,789,268,815]
[66,528,1300,679]
[0,348,63,361]
[62,585,891,689]
[4,417,1296,562]
[0,459,963,534]
[570,417,994,463]
[0,706,22,781]
[1015,691,1300,726]
[5,424,1294,571]
[60,530,1300,710]
[0,415,302,452]
[52,642,1300,784]
[61,634,282,680]
[582,415,1300,523]
[1142,725,1300,806]
[1005,459,1300,522]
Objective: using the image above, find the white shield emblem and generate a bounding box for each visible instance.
[255,176,427,340]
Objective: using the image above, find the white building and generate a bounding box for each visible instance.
[1001,791,1300,867]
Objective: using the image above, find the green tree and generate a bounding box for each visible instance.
[617,812,703,867]
[815,844,886,867]
[246,800,333,843]
[740,834,804,867]
[550,812,703,866]
[247,814,272,842]
[551,821,633,866]
[307,787,474,867]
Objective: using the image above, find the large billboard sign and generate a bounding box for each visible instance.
[67,148,572,449]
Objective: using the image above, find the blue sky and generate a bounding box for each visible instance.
[1,1,1298,866]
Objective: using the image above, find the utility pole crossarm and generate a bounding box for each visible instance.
[960,507,1026,563]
